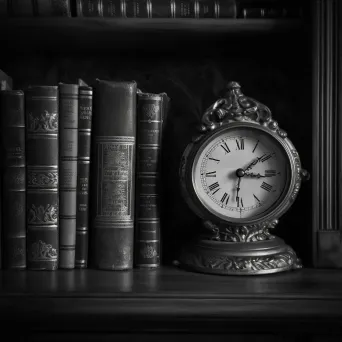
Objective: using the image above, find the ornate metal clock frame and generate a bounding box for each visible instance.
[178,81,309,275]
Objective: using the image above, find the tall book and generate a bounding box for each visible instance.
[0,90,26,269]
[8,0,72,16]
[90,80,137,270]
[75,81,93,269]
[59,83,79,269]
[25,86,59,271]
[0,70,13,270]
[135,91,169,268]
[76,0,237,18]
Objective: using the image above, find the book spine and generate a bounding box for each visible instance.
[25,86,59,271]
[75,86,93,269]
[0,91,26,269]
[124,0,150,17]
[35,0,71,17]
[8,0,35,16]
[59,83,79,269]
[239,6,302,18]
[90,80,137,270]
[0,74,12,270]
[76,0,103,16]
[135,92,169,268]
[197,0,236,18]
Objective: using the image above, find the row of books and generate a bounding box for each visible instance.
[0,69,169,271]
[0,0,302,19]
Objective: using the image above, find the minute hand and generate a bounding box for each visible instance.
[244,154,267,172]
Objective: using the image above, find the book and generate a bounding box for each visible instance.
[58,83,79,269]
[75,81,93,269]
[76,0,237,18]
[35,0,72,17]
[90,79,137,270]
[239,6,302,18]
[25,86,59,271]
[0,72,13,270]
[0,90,26,269]
[7,0,71,16]
[135,91,169,268]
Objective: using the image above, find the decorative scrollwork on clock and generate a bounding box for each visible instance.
[203,219,278,242]
[182,248,302,273]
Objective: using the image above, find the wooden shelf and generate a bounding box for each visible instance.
[0,266,342,334]
[1,18,303,51]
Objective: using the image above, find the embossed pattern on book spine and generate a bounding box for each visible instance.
[25,86,59,271]
[0,91,26,269]
[75,86,92,268]
[135,92,168,268]
[91,80,137,270]
[59,83,79,269]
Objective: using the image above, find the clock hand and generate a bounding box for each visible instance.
[235,168,244,207]
[244,153,267,172]
[236,177,241,207]
[244,172,275,178]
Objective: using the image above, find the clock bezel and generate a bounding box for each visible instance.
[180,120,300,227]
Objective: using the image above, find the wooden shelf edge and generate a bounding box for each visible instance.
[1,17,303,33]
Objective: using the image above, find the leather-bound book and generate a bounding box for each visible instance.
[75,82,93,268]
[197,0,236,18]
[25,86,59,271]
[239,6,302,18]
[76,0,122,17]
[135,91,169,268]
[35,0,72,16]
[0,71,12,270]
[59,83,79,269]
[0,90,26,269]
[90,80,137,270]
[8,0,71,16]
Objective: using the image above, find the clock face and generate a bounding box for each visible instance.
[192,125,291,223]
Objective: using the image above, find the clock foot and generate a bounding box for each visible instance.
[177,237,302,275]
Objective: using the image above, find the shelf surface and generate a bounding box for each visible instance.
[0,266,342,333]
[1,18,304,50]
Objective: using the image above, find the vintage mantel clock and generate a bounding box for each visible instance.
[178,81,309,275]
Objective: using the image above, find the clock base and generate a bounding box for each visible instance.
[177,237,302,275]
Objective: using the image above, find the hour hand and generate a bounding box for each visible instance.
[245,171,275,178]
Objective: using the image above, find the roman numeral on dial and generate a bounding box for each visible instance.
[220,142,231,154]
[208,182,220,192]
[209,157,220,163]
[236,139,244,150]
[253,194,261,203]
[221,192,230,205]
[260,182,273,192]
[205,171,216,177]
[252,140,259,153]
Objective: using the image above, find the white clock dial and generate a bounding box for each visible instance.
[192,126,290,222]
